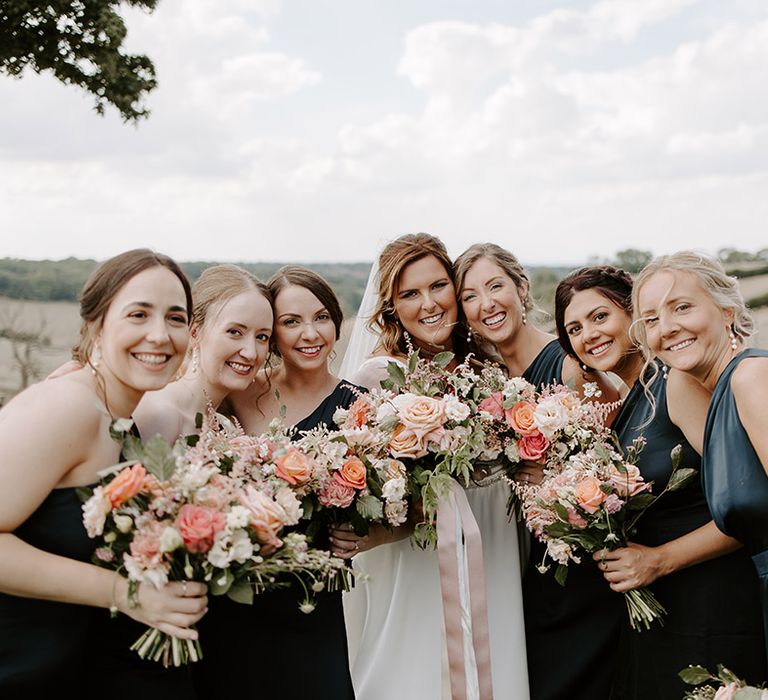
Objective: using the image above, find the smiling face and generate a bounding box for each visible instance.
[273,284,336,371]
[460,256,528,346]
[563,287,637,377]
[636,269,734,380]
[196,288,273,393]
[97,266,190,395]
[393,254,458,354]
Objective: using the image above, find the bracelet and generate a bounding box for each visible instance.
[127,579,141,609]
[109,572,120,618]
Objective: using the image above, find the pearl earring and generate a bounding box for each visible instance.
[661,363,668,380]
[729,328,738,351]
[580,361,591,374]
[466,326,473,344]
[521,309,527,325]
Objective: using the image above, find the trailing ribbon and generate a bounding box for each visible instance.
[437,480,494,700]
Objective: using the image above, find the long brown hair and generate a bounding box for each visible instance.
[73,249,193,365]
[370,233,468,358]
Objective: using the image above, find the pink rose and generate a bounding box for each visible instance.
[478,393,505,421]
[565,505,588,529]
[573,476,607,514]
[274,447,314,486]
[318,479,356,509]
[392,394,446,439]
[174,504,226,554]
[388,424,428,459]
[714,683,740,700]
[608,464,649,497]
[239,485,286,555]
[518,431,551,462]
[334,456,367,490]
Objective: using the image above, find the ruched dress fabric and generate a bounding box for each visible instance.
[610,363,766,698]
[703,348,768,667]
[0,488,98,695]
[194,381,358,700]
[343,356,529,700]
[521,340,623,700]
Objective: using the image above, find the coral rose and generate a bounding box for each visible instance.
[334,456,367,490]
[174,504,226,554]
[274,447,313,486]
[104,464,151,509]
[505,401,538,435]
[573,476,607,514]
[518,431,551,462]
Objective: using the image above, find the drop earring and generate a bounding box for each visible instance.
[580,361,591,374]
[466,326,473,344]
[661,363,668,380]
[729,328,738,351]
[91,342,101,373]
[521,309,527,326]
[191,347,199,373]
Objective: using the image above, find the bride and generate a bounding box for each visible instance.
[331,233,529,700]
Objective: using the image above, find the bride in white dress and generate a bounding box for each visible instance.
[330,234,529,700]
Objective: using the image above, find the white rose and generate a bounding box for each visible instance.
[533,396,570,439]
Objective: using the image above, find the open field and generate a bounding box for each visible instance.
[2,277,768,403]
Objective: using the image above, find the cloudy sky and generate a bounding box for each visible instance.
[1,0,767,266]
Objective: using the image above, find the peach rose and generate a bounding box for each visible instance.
[505,401,538,435]
[334,456,367,490]
[573,476,607,514]
[478,393,505,421]
[274,447,313,486]
[239,485,285,554]
[518,431,551,462]
[104,464,151,509]
[392,394,445,439]
[318,479,356,509]
[174,504,226,553]
[388,424,428,459]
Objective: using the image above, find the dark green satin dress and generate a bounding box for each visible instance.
[703,348,768,665]
[611,364,766,697]
[522,340,623,700]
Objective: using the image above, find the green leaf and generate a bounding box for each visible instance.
[678,666,714,685]
[408,351,419,374]
[628,493,656,509]
[209,568,234,596]
[227,580,254,605]
[195,412,203,430]
[141,435,178,481]
[554,564,568,586]
[718,666,740,684]
[356,495,384,521]
[432,351,454,369]
[670,443,683,469]
[386,361,406,388]
[120,434,145,463]
[666,467,697,492]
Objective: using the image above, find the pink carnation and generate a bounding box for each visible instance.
[318,479,356,509]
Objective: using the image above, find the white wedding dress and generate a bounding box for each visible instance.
[343,356,530,700]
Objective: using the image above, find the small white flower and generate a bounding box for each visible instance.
[226,505,252,530]
[381,477,406,502]
[159,526,183,553]
[82,488,110,538]
[311,581,325,593]
[299,601,316,614]
[443,395,471,422]
[504,442,521,462]
[384,499,408,526]
[333,407,349,426]
[113,514,133,534]
[583,382,602,399]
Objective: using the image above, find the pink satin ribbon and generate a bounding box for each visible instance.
[437,481,494,700]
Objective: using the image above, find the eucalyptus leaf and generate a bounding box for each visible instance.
[554,564,568,586]
[142,435,178,481]
[227,580,254,605]
[120,434,145,463]
[678,666,714,685]
[432,351,454,369]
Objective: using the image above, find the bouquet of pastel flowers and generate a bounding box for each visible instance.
[81,415,345,667]
[472,362,612,478]
[680,664,768,699]
[517,437,696,630]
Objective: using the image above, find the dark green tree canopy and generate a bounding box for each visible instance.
[0,0,158,122]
